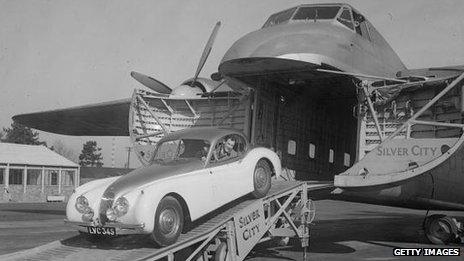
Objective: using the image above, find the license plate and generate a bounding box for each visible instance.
[87,226,116,236]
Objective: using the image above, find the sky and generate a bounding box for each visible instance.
[1,0,463,168]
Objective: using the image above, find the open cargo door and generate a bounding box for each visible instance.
[129,89,251,166]
[335,72,464,188]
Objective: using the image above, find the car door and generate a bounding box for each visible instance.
[207,135,249,207]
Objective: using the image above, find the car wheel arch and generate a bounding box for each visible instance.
[163,192,192,230]
[259,157,276,177]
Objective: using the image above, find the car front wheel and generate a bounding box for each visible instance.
[251,159,272,198]
[151,196,184,247]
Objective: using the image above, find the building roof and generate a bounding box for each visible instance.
[0,142,78,167]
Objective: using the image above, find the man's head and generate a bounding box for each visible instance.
[224,136,236,153]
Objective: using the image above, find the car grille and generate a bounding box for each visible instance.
[99,191,115,225]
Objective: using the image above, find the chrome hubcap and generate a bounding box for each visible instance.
[255,167,267,188]
[159,208,179,235]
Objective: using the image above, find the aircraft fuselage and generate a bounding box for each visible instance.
[218,3,464,211]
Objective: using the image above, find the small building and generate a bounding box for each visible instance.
[0,142,79,202]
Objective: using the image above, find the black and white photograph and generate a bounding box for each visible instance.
[0,0,464,260]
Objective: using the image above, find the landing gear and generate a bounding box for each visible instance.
[423,214,463,244]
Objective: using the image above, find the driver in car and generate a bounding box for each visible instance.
[214,136,238,161]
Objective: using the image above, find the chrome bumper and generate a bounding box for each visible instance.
[64,219,145,235]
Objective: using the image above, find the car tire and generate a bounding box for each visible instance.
[251,159,272,198]
[151,196,184,247]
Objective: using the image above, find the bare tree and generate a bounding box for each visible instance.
[51,140,78,163]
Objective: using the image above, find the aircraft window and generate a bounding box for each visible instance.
[352,11,365,37]
[309,143,316,159]
[263,7,296,28]
[344,153,351,167]
[329,149,334,163]
[293,6,341,20]
[360,22,371,41]
[287,140,296,155]
[355,24,362,35]
[337,8,354,30]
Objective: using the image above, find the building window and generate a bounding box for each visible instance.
[9,168,24,185]
[329,149,334,163]
[0,168,4,184]
[287,140,296,155]
[27,169,42,185]
[309,143,316,159]
[45,170,59,185]
[344,153,351,167]
[62,170,75,186]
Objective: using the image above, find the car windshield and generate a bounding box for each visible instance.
[153,138,210,164]
[293,6,341,20]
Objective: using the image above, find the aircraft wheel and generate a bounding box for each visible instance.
[251,159,272,198]
[151,196,184,247]
[214,241,230,261]
[424,214,457,245]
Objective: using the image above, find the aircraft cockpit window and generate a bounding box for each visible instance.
[263,7,296,28]
[337,7,354,30]
[352,10,371,41]
[293,6,341,21]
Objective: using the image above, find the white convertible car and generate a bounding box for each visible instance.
[66,127,281,246]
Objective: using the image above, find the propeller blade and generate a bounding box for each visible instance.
[130,71,172,94]
[191,21,221,86]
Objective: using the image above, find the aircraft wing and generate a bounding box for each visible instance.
[397,65,464,79]
[12,99,131,136]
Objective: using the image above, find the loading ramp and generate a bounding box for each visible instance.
[1,181,331,261]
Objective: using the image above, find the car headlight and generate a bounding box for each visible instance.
[106,208,117,221]
[82,209,94,222]
[112,197,129,217]
[75,195,90,214]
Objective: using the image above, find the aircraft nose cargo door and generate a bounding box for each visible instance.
[250,77,358,181]
[336,73,464,188]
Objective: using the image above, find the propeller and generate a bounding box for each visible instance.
[130,71,172,94]
[192,21,221,86]
[131,21,222,96]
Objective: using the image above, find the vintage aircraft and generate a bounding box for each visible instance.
[216,3,464,244]
[13,3,464,244]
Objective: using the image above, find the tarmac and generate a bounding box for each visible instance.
[0,199,463,260]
